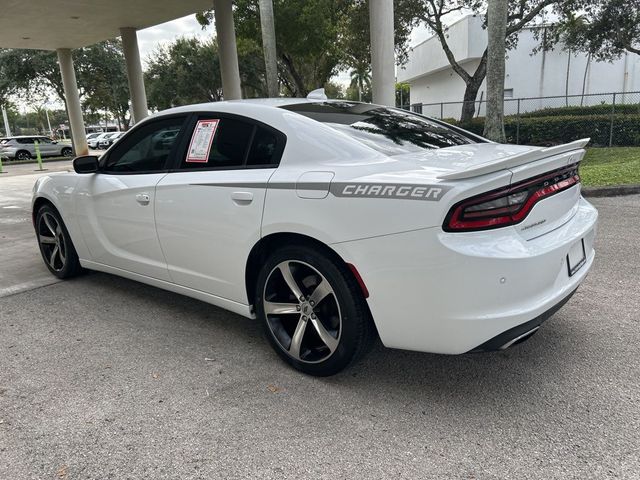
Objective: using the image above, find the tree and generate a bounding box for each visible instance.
[483,0,508,141]
[0,41,131,129]
[553,0,640,60]
[145,36,267,110]
[76,40,132,130]
[324,81,345,99]
[197,0,421,97]
[396,82,410,108]
[145,38,223,110]
[349,63,371,102]
[258,0,279,96]
[0,49,67,103]
[419,0,574,124]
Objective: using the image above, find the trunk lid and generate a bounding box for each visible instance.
[415,139,589,239]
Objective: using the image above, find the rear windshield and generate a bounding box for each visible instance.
[281,102,478,156]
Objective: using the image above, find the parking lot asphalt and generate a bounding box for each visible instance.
[1,171,639,479]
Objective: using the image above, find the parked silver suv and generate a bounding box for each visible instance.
[0,136,73,160]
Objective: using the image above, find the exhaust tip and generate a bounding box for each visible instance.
[499,326,540,350]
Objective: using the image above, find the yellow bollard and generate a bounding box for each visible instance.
[34,140,45,171]
[0,154,5,174]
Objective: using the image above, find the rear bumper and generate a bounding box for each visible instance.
[468,287,577,352]
[332,196,598,354]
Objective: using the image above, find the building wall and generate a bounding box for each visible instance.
[399,15,640,119]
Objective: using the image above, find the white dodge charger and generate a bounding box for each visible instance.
[32,94,598,376]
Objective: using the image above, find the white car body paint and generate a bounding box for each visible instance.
[33,98,598,354]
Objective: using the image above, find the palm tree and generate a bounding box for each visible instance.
[350,64,371,102]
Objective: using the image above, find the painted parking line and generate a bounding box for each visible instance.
[0,278,61,299]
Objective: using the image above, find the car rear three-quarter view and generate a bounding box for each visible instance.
[32,96,598,376]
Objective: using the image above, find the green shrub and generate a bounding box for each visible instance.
[519,103,640,118]
[449,114,640,147]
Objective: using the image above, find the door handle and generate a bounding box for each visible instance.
[136,193,151,205]
[231,191,253,205]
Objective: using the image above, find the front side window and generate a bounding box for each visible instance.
[281,102,477,156]
[103,117,185,173]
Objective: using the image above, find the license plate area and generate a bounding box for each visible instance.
[567,238,586,277]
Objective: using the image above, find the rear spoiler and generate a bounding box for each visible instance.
[437,138,590,181]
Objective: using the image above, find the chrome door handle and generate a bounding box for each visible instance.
[231,191,253,205]
[136,193,151,205]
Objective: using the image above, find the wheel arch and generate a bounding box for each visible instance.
[32,196,59,226]
[245,232,369,310]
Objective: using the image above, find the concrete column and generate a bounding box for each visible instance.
[369,0,395,106]
[213,0,242,100]
[259,0,279,97]
[56,49,88,156]
[120,27,148,124]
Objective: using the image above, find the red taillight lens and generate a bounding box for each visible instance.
[444,164,580,232]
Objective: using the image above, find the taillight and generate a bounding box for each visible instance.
[444,164,580,232]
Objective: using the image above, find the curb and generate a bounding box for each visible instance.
[582,184,640,197]
[6,156,72,166]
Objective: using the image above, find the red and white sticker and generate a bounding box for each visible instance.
[186,119,219,163]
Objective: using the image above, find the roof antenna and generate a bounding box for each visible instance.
[307,88,328,100]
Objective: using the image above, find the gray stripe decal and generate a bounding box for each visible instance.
[191,182,451,201]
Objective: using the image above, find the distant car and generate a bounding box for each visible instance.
[0,136,73,160]
[32,96,598,376]
[86,133,102,142]
[88,132,116,149]
[98,131,125,149]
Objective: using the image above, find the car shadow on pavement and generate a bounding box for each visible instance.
[69,270,582,412]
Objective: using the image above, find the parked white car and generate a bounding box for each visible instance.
[31,95,598,375]
[98,131,125,149]
[87,132,117,149]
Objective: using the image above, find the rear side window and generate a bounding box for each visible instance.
[246,127,279,166]
[209,118,253,167]
[281,102,478,156]
[180,116,285,170]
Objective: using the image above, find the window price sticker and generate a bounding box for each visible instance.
[186,119,219,163]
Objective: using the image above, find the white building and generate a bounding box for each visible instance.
[398,14,640,119]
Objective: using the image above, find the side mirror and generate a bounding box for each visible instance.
[73,155,99,174]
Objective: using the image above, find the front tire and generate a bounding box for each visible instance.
[35,205,82,279]
[255,245,374,376]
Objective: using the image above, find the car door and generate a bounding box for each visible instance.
[35,137,57,156]
[155,113,286,303]
[75,115,189,280]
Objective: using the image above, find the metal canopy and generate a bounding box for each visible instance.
[0,0,212,50]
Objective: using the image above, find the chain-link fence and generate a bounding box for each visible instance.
[402,91,640,147]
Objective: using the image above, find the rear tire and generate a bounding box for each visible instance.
[16,150,30,161]
[61,147,73,157]
[255,245,374,376]
[35,204,83,279]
